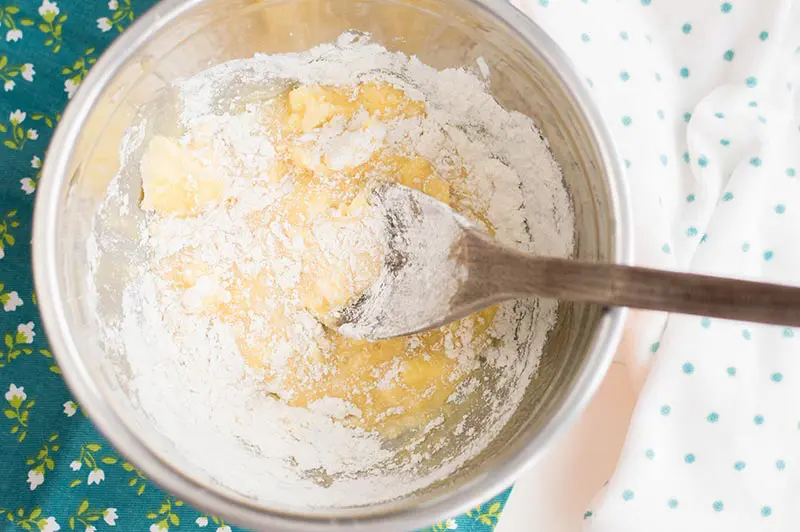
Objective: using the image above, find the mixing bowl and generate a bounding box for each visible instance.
[32,0,631,530]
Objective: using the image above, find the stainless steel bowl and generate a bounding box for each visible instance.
[32,0,631,530]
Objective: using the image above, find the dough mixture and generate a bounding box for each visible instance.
[91,33,574,506]
[141,80,498,437]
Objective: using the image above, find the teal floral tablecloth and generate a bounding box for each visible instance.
[0,1,511,531]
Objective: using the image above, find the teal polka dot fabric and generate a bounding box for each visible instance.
[515,0,800,530]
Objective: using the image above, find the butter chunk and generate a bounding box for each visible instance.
[140,135,225,217]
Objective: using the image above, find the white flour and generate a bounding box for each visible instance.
[336,183,472,341]
[90,33,574,508]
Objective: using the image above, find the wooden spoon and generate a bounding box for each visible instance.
[333,183,800,340]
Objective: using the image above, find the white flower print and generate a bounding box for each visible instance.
[108,0,118,9]
[97,17,112,32]
[195,517,208,527]
[0,247,5,260]
[63,400,77,417]
[64,78,79,99]
[27,468,44,490]
[20,178,36,195]
[446,518,458,529]
[31,155,41,168]
[70,460,81,471]
[87,468,105,485]
[21,63,35,82]
[5,383,26,402]
[103,508,118,526]
[26,129,38,140]
[41,517,60,532]
[216,527,231,532]
[9,109,26,125]
[3,291,23,311]
[5,29,22,42]
[85,526,96,532]
[38,0,59,17]
[4,80,14,92]
[150,524,167,532]
[17,321,35,343]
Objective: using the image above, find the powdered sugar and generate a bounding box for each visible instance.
[90,33,574,508]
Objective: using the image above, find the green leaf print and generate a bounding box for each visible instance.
[35,348,61,374]
[97,0,135,33]
[0,209,20,251]
[30,112,60,129]
[1,111,38,150]
[3,383,33,441]
[0,55,35,91]
[0,322,36,369]
[467,500,504,528]
[67,499,118,530]
[37,0,66,53]
[0,506,60,531]
[148,497,183,531]
[122,460,148,495]
[0,4,35,42]
[0,281,23,313]
[24,433,60,490]
[69,442,117,487]
[61,48,96,98]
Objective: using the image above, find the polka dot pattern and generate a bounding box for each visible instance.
[511,1,800,529]
[667,499,678,509]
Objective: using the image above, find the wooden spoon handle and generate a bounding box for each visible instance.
[466,236,800,327]
[533,259,800,327]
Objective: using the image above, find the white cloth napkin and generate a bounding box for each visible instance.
[510,0,800,530]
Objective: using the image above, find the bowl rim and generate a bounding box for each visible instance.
[32,0,633,530]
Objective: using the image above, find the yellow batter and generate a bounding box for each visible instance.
[140,82,497,437]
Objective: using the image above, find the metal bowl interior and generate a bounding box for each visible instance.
[32,0,630,530]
